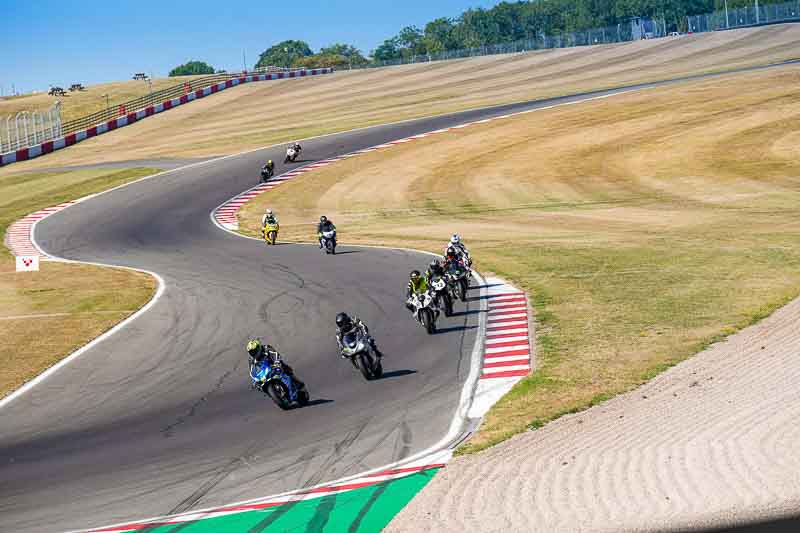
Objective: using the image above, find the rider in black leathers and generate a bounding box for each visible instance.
[335,312,383,358]
[317,215,336,248]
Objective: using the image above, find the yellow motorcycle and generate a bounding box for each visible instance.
[262,221,280,245]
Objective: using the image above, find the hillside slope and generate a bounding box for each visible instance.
[2,23,799,174]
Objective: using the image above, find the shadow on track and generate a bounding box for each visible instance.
[450,309,484,317]
[378,369,417,380]
[302,399,334,408]
[333,250,361,256]
[468,283,505,291]
[435,325,478,335]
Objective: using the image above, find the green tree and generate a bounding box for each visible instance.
[168,60,216,77]
[397,26,427,58]
[255,40,313,69]
[372,37,402,61]
[319,43,369,65]
[294,53,351,68]
[423,17,458,54]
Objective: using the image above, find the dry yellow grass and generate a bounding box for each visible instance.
[2,24,799,174]
[0,75,204,123]
[0,167,158,399]
[0,261,156,398]
[239,65,800,450]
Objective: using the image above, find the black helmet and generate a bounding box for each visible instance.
[430,259,443,271]
[446,246,457,257]
[320,215,327,223]
[336,312,352,330]
[410,270,421,280]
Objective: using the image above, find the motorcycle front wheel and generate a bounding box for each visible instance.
[422,308,436,335]
[266,382,291,410]
[356,353,375,380]
[267,231,277,245]
[458,279,468,302]
[443,293,454,316]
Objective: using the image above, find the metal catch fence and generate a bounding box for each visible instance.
[353,20,666,69]
[0,103,62,154]
[1,68,299,154]
[687,0,800,32]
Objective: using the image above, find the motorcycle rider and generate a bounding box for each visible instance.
[261,208,278,227]
[425,259,446,282]
[287,141,302,155]
[317,215,336,248]
[445,234,471,266]
[246,339,305,390]
[405,270,429,311]
[335,312,384,358]
[444,246,465,268]
[426,259,450,311]
[261,159,275,178]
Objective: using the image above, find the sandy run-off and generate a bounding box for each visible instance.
[389,295,800,532]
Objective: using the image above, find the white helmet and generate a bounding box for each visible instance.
[450,234,461,245]
[266,209,273,216]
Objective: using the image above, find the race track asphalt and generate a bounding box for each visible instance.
[1,61,796,532]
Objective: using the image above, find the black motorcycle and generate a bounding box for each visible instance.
[445,260,470,302]
[340,329,383,380]
[429,273,454,316]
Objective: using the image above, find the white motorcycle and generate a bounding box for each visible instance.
[409,290,438,335]
[321,229,337,255]
[284,146,300,163]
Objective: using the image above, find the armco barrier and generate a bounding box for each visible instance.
[0,68,333,168]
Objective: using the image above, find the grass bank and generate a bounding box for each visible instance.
[0,167,159,398]
[238,65,800,451]
[0,76,203,123]
[6,24,800,172]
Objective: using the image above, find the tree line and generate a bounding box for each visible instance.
[176,0,773,72]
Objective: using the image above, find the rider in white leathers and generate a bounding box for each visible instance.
[445,234,471,266]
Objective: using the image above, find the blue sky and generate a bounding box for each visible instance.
[1,0,501,94]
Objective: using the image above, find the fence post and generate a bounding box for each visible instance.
[32,111,39,145]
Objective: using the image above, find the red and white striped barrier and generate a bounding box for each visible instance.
[0,68,334,168]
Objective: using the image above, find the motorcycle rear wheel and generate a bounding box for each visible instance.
[297,388,310,406]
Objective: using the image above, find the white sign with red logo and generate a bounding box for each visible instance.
[15,255,40,272]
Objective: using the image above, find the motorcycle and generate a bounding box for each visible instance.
[250,359,309,410]
[284,146,300,163]
[260,166,274,182]
[429,273,454,317]
[340,328,383,380]
[445,260,470,302]
[321,229,336,255]
[409,290,439,334]
[262,221,280,245]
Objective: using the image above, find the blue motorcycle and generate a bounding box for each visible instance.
[250,360,309,410]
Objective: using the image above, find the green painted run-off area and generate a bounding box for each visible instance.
[143,468,440,533]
